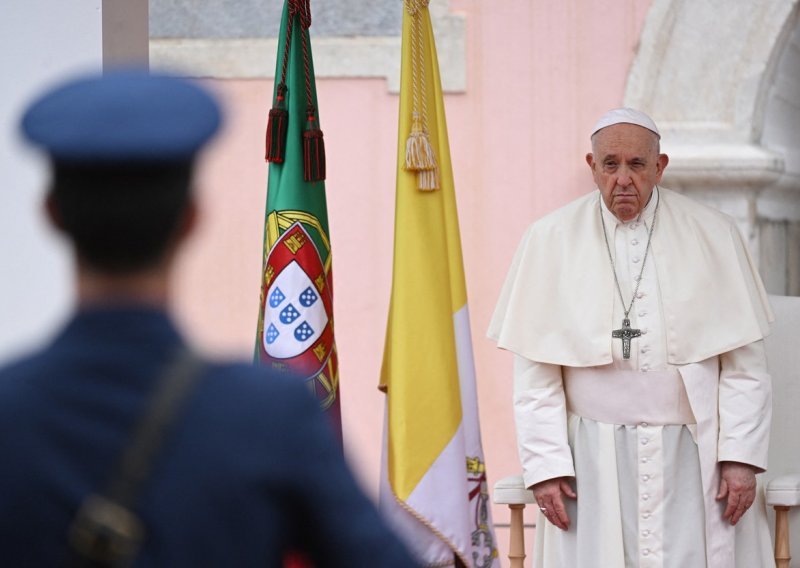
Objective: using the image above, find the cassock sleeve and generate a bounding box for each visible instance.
[513,355,575,488]
[717,339,772,472]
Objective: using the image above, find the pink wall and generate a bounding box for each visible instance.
[172,0,652,563]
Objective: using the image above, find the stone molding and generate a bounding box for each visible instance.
[624,0,798,194]
[625,0,800,293]
[149,0,465,93]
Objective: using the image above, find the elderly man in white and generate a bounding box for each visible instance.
[489,108,774,567]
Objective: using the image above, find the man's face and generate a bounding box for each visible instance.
[585,123,668,221]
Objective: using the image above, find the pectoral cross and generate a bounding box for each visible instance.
[612,318,641,360]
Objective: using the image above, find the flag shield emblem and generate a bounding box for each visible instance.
[259,221,334,384]
[263,260,328,359]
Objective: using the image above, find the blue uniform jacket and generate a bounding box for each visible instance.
[0,306,418,567]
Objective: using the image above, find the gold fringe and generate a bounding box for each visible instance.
[416,168,439,192]
[387,489,470,567]
[405,113,437,171]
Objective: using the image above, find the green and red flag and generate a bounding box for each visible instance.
[256,0,341,438]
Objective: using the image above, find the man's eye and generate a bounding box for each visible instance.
[604,162,617,169]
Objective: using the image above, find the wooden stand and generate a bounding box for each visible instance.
[775,505,791,568]
[508,503,527,568]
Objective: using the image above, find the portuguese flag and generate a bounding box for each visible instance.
[255,0,341,439]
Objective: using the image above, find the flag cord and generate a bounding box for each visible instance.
[403,0,439,191]
[279,9,294,88]
[264,0,298,163]
[292,0,314,110]
[387,489,470,567]
[288,0,326,181]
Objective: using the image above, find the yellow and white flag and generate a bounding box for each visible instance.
[379,2,499,566]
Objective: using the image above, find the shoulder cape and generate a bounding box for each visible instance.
[487,188,773,366]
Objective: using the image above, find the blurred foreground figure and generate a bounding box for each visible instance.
[0,69,418,568]
[489,108,775,567]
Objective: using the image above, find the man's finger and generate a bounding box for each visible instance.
[733,493,755,525]
[723,490,740,521]
[539,497,566,530]
[731,503,745,525]
[551,494,570,530]
[538,500,561,530]
[560,480,577,499]
[716,477,728,500]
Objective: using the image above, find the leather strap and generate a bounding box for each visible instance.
[68,348,205,567]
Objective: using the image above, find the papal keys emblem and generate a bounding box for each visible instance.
[257,217,338,410]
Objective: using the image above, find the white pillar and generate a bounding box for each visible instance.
[0,0,148,364]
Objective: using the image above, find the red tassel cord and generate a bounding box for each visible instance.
[265,1,297,164]
[265,84,289,163]
[291,1,325,182]
[302,109,325,182]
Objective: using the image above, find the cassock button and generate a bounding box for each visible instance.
[643,529,651,537]
[638,310,647,317]
[642,511,651,519]
[632,256,641,263]
[641,457,649,463]
[643,549,651,556]
[641,438,649,445]
[631,238,639,245]
[642,474,650,481]
[640,422,649,427]
[642,493,650,501]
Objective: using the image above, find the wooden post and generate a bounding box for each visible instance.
[508,503,527,568]
[775,505,791,568]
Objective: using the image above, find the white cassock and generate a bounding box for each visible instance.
[488,187,775,568]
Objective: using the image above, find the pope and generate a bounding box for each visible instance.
[489,108,774,567]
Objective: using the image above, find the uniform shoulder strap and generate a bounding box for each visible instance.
[67,348,205,567]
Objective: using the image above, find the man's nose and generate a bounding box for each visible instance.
[615,167,632,187]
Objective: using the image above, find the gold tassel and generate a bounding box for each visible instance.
[416,168,439,192]
[405,112,436,171]
[404,0,438,191]
[404,113,438,191]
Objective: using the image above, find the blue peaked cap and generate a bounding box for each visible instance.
[21,68,222,163]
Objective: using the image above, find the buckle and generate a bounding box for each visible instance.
[69,494,144,566]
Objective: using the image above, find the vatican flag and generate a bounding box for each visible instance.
[378,2,499,566]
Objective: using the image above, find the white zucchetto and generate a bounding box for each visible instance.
[591,107,660,139]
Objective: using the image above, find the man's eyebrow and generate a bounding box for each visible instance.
[602,154,649,162]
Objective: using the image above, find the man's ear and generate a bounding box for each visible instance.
[655,153,670,181]
[44,192,65,231]
[585,153,595,170]
[657,153,669,173]
[176,195,199,242]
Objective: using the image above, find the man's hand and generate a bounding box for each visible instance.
[532,477,576,530]
[716,461,757,526]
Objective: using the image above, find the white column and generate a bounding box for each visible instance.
[0,1,148,364]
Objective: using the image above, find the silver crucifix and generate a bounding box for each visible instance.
[611,318,641,360]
